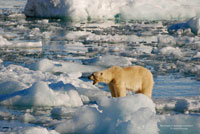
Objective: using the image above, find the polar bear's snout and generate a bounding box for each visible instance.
[88,73,95,80]
[88,73,98,85]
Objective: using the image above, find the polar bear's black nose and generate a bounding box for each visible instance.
[88,74,94,80]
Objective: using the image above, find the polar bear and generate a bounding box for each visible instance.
[88,66,154,98]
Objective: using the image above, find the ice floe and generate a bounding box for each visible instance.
[0,35,42,47]
[135,44,153,54]
[168,16,200,36]
[154,96,200,114]
[24,0,200,21]
[16,127,59,134]
[55,94,158,134]
[83,55,133,67]
[187,16,200,35]
[0,36,12,46]
[0,81,83,107]
[31,58,102,73]
[160,46,183,58]
[0,64,58,94]
[194,52,200,58]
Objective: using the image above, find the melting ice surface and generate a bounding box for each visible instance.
[0,0,200,134]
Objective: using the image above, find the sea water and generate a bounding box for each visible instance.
[0,0,199,134]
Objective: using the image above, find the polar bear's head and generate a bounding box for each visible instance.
[88,66,121,85]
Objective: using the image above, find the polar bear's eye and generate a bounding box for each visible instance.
[100,72,103,75]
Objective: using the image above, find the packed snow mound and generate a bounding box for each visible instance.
[56,94,158,134]
[0,81,83,107]
[168,16,200,35]
[0,64,58,95]
[24,0,200,21]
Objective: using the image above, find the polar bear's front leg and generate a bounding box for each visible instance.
[113,84,126,97]
[108,83,117,97]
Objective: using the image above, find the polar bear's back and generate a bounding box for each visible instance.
[121,66,154,96]
[123,66,153,78]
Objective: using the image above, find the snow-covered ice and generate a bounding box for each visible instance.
[0,0,200,133]
[160,46,183,58]
[31,58,102,73]
[83,55,133,67]
[16,127,59,134]
[0,63,109,106]
[0,35,42,48]
[24,0,200,21]
[168,16,200,36]
[0,81,83,107]
[194,52,200,58]
[55,95,158,134]
[187,16,200,35]
[0,61,198,133]
[0,64,58,94]
[154,96,200,114]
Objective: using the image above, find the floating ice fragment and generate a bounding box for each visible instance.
[187,16,200,35]
[157,35,176,45]
[19,113,35,123]
[168,16,200,36]
[128,35,157,44]
[160,46,183,57]
[65,31,91,41]
[14,41,42,48]
[32,59,101,74]
[154,96,200,114]
[0,35,42,47]
[8,13,26,19]
[194,52,200,58]
[0,35,12,46]
[85,55,132,67]
[17,127,59,134]
[135,44,153,54]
